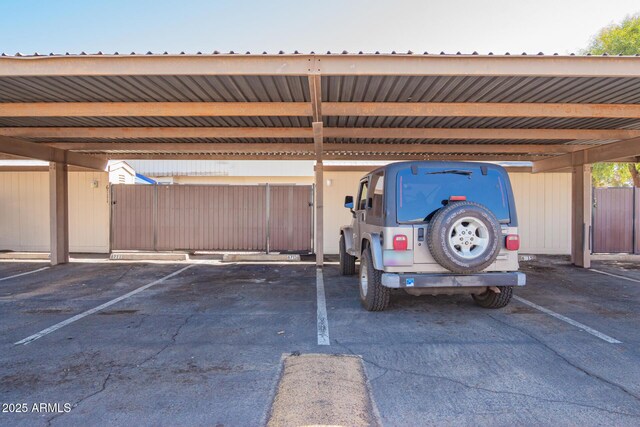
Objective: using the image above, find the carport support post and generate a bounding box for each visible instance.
[49,161,69,265]
[571,164,592,268]
[313,121,324,268]
[315,161,324,267]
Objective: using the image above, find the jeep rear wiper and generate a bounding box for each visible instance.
[425,169,473,176]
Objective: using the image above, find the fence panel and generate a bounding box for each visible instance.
[111,185,155,250]
[269,185,313,252]
[111,184,312,252]
[592,187,634,253]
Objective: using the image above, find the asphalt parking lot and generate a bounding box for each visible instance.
[1,256,639,426]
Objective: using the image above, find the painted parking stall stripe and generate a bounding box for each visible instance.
[591,268,640,284]
[513,295,622,344]
[0,266,50,282]
[14,264,196,346]
[316,268,330,345]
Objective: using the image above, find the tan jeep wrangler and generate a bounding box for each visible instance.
[339,161,526,311]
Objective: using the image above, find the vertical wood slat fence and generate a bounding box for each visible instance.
[592,187,639,254]
[111,184,313,253]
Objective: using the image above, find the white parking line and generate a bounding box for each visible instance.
[513,295,622,344]
[591,268,640,284]
[316,268,330,345]
[0,267,50,282]
[14,264,196,346]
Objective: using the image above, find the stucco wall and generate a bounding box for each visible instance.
[0,171,110,253]
[322,170,572,255]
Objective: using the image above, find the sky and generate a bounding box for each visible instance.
[0,0,638,55]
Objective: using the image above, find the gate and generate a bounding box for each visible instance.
[111,184,313,252]
[592,187,639,254]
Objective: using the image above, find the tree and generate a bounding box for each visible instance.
[583,14,640,187]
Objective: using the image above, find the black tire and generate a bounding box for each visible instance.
[359,247,389,311]
[472,286,513,309]
[339,234,357,276]
[427,201,502,274]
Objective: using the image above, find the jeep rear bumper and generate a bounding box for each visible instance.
[381,271,526,288]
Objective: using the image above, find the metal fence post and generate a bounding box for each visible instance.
[634,186,638,254]
[109,184,114,253]
[153,184,158,251]
[266,183,271,254]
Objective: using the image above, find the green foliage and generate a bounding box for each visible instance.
[592,163,633,187]
[584,14,640,187]
[583,14,640,55]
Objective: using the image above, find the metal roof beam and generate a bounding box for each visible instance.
[1,55,639,77]
[0,135,107,170]
[322,102,640,118]
[4,127,640,140]
[0,102,311,117]
[99,153,540,161]
[44,142,582,154]
[3,102,640,118]
[533,137,640,172]
[1,127,313,138]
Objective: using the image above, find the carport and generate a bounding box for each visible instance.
[1,53,639,267]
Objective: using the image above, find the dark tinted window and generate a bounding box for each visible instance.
[396,166,510,223]
[368,172,384,219]
[357,180,368,210]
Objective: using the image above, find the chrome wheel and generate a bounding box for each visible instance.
[360,262,369,295]
[447,216,490,259]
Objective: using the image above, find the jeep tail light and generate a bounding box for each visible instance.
[449,196,466,201]
[505,234,520,251]
[393,234,408,251]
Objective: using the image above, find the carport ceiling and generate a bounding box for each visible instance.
[1,52,640,171]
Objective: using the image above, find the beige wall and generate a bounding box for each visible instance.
[509,172,571,255]
[0,171,110,253]
[322,170,572,255]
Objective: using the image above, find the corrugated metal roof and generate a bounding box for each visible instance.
[322,75,640,104]
[0,116,312,128]
[324,116,640,130]
[1,52,639,161]
[0,75,309,103]
[29,137,312,144]
[1,74,639,105]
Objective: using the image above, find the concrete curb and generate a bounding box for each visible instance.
[0,252,50,260]
[222,253,301,262]
[591,253,640,262]
[110,252,188,261]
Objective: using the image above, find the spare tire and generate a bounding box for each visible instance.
[426,201,501,274]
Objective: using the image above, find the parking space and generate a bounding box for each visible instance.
[1,257,639,426]
[326,256,640,425]
[0,263,50,283]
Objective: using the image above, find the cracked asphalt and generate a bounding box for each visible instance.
[1,255,639,426]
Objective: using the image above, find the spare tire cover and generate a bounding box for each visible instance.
[426,201,502,274]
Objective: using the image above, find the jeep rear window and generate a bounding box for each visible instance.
[396,166,511,223]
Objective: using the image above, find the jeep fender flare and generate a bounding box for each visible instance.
[340,227,356,256]
[361,232,384,270]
